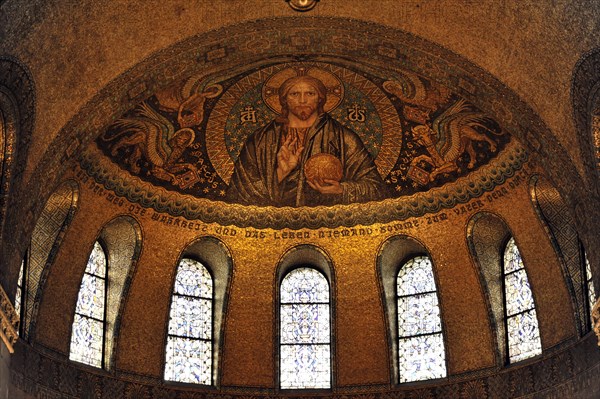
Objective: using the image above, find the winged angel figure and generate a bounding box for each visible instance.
[101,81,223,189]
[408,99,503,183]
[103,102,199,188]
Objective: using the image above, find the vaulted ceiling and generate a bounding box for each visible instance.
[1,1,600,398]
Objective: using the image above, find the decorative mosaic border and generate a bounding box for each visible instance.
[8,333,600,398]
[80,141,527,229]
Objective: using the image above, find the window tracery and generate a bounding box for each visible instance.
[584,251,596,329]
[503,237,542,363]
[396,256,446,383]
[164,258,213,385]
[69,241,107,368]
[280,267,331,389]
[14,257,24,323]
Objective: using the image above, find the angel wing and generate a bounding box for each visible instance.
[432,99,493,161]
[111,102,175,167]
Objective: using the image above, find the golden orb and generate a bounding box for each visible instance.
[304,153,343,184]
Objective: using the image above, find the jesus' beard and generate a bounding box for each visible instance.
[289,104,317,121]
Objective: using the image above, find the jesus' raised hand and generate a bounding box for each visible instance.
[276,134,304,183]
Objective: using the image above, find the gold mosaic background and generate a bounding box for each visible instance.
[32,158,575,387]
[2,2,600,398]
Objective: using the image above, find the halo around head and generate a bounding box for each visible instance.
[262,66,344,114]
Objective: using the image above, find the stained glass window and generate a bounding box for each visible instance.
[164,258,213,385]
[280,267,331,389]
[397,256,446,383]
[14,257,24,321]
[584,251,596,329]
[503,237,542,363]
[69,241,107,368]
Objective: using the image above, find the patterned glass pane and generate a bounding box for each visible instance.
[165,336,212,385]
[168,296,211,339]
[69,241,107,368]
[504,269,535,317]
[280,344,331,389]
[165,258,213,384]
[281,268,329,303]
[397,293,441,337]
[280,267,331,389]
[174,258,212,298]
[75,273,106,319]
[14,259,24,317]
[503,237,542,363]
[507,310,542,363]
[585,252,596,327]
[69,314,103,367]
[503,237,523,274]
[397,256,446,383]
[398,334,447,383]
[397,256,436,296]
[85,241,107,278]
[281,303,330,344]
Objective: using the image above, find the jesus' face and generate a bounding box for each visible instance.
[285,81,320,121]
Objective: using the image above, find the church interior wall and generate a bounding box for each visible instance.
[1,1,600,398]
[23,157,583,391]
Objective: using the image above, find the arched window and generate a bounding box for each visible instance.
[23,180,78,340]
[164,258,213,385]
[503,237,542,363]
[280,267,331,389]
[14,258,24,318]
[397,256,446,383]
[14,253,26,335]
[66,216,140,370]
[583,250,597,328]
[0,57,34,251]
[530,175,590,335]
[69,241,107,368]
